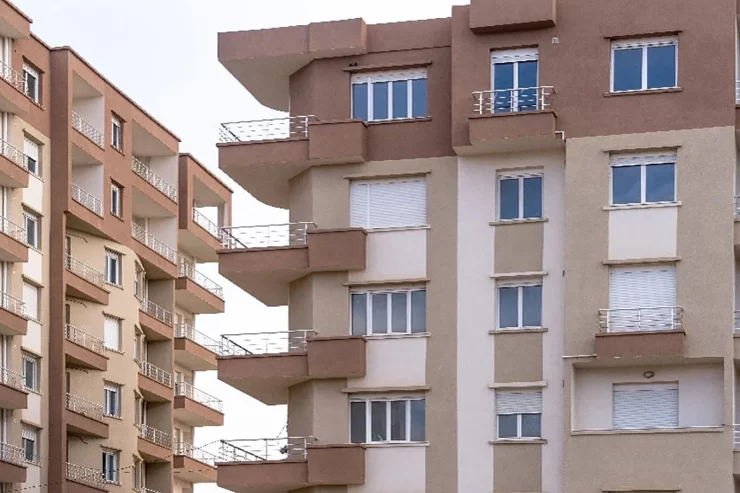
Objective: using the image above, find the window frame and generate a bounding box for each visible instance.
[104,250,122,287]
[609,153,677,206]
[103,382,121,417]
[496,281,543,329]
[111,115,123,151]
[350,177,427,230]
[351,288,427,336]
[23,136,40,176]
[103,315,122,352]
[497,171,544,221]
[350,397,426,444]
[22,352,39,393]
[110,182,122,218]
[495,412,542,440]
[610,37,678,93]
[101,448,120,483]
[22,63,40,103]
[21,425,39,464]
[23,211,39,249]
[351,69,428,122]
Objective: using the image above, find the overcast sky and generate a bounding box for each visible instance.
[12,1,462,491]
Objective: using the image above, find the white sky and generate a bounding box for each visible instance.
[12,1,463,491]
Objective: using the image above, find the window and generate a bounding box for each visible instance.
[496,390,542,439]
[498,172,543,220]
[22,282,39,322]
[21,425,38,463]
[351,69,427,121]
[134,264,144,300]
[490,48,539,113]
[101,448,120,483]
[24,211,39,249]
[132,456,143,490]
[134,392,143,425]
[350,398,425,443]
[104,250,122,286]
[608,265,676,332]
[111,183,122,218]
[23,137,39,176]
[497,283,542,329]
[103,382,121,417]
[350,178,426,229]
[611,37,677,92]
[22,63,39,103]
[111,115,122,151]
[22,353,39,392]
[611,153,676,206]
[613,382,678,429]
[351,289,426,335]
[103,315,122,351]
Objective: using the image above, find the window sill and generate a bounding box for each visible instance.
[604,87,682,97]
[23,387,42,396]
[488,438,547,445]
[572,426,723,436]
[360,441,429,448]
[603,201,681,211]
[364,225,430,233]
[103,414,123,421]
[489,327,548,335]
[110,212,125,222]
[489,381,547,389]
[104,281,124,290]
[104,347,125,355]
[490,271,548,280]
[110,145,125,157]
[366,117,431,126]
[489,217,548,226]
[363,332,430,340]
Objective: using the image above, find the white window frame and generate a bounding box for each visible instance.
[23,211,39,249]
[111,116,122,151]
[110,183,122,218]
[22,352,39,392]
[609,153,677,206]
[132,456,143,490]
[350,397,425,444]
[350,177,427,229]
[101,448,120,483]
[497,171,543,220]
[497,281,543,329]
[23,281,39,322]
[104,250,122,286]
[103,315,122,352]
[490,48,540,112]
[22,63,39,103]
[21,425,38,464]
[351,288,426,336]
[351,69,427,121]
[610,37,678,93]
[495,412,542,440]
[23,137,39,176]
[103,382,121,417]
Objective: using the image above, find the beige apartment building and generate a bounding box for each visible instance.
[213,0,740,492]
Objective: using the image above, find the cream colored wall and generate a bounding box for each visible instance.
[347,336,427,389]
[347,447,426,493]
[71,164,103,199]
[347,230,427,283]
[608,206,678,260]
[72,96,105,131]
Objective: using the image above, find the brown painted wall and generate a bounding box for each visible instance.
[493,443,542,492]
[493,222,544,273]
[493,332,543,382]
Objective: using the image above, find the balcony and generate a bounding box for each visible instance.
[175,323,220,371]
[0,216,28,263]
[595,306,685,359]
[71,183,103,217]
[131,156,178,202]
[138,424,172,463]
[139,299,174,340]
[131,223,178,278]
[176,261,225,314]
[469,0,556,33]
[65,393,108,439]
[460,87,561,155]
[0,292,26,335]
[180,208,225,263]
[0,367,26,409]
[174,381,224,427]
[66,462,107,493]
[71,111,104,148]
[174,443,218,484]
[138,360,173,402]
[64,324,108,371]
[218,331,365,405]
[218,222,366,306]
[216,438,364,493]
[0,442,25,484]
[0,138,29,188]
[65,255,109,305]
[0,61,34,115]
[218,117,366,208]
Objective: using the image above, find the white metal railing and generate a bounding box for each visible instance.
[192,208,224,240]
[219,116,318,143]
[131,223,178,264]
[139,423,172,449]
[71,183,104,217]
[174,442,221,466]
[598,306,684,333]
[0,138,28,171]
[0,216,27,244]
[132,157,178,202]
[175,381,223,412]
[178,261,224,299]
[220,330,314,357]
[0,291,25,318]
[219,437,313,462]
[140,298,173,326]
[66,462,107,488]
[221,222,315,249]
[138,360,172,388]
[176,322,223,354]
[65,323,106,356]
[0,366,23,391]
[65,254,105,287]
[0,60,26,95]
[65,392,105,422]
[142,488,163,493]
[71,111,104,148]
[472,86,554,114]
[0,442,23,466]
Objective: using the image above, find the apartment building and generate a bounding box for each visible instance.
[0,2,231,492]
[214,0,740,492]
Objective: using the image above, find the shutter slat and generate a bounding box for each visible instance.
[496,391,542,414]
[613,384,678,429]
[23,138,38,161]
[350,178,426,229]
[350,183,369,228]
[609,266,676,309]
[23,283,37,320]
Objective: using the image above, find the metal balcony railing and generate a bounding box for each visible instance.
[65,392,105,422]
[138,360,172,388]
[141,488,163,493]
[131,223,178,264]
[0,216,27,244]
[65,323,106,356]
[65,254,105,287]
[192,208,224,240]
[175,381,223,412]
[221,222,315,250]
[178,261,224,299]
[139,423,172,449]
[598,306,684,333]
[71,111,104,148]
[0,138,28,172]
[0,60,26,96]
[71,183,104,217]
[140,298,173,326]
[221,330,314,357]
[175,322,223,355]
[472,86,554,114]
[66,462,107,488]
[0,442,23,466]
[174,442,221,466]
[0,366,23,391]
[131,157,178,202]
[219,115,317,143]
[0,291,25,319]
[219,437,313,462]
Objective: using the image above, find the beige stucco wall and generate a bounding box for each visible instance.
[608,206,678,260]
[347,336,426,389]
[347,446,426,493]
[347,230,427,283]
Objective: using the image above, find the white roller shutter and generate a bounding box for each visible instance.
[350,178,427,229]
[22,282,37,320]
[613,383,678,429]
[103,315,120,351]
[608,266,676,331]
[350,183,369,227]
[495,390,542,414]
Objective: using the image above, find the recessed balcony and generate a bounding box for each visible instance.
[0,442,26,484]
[0,139,30,188]
[69,182,104,234]
[70,111,105,158]
[138,360,173,402]
[65,392,108,439]
[138,424,172,463]
[0,292,27,336]
[139,299,174,341]
[174,443,218,484]
[64,324,108,371]
[0,216,28,263]
[66,462,107,493]
[0,367,27,409]
[174,381,224,427]
[181,208,225,263]
[218,331,365,405]
[218,222,366,306]
[174,323,220,371]
[131,157,178,203]
[131,223,178,278]
[65,255,109,305]
[595,306,685,359]
[176,261,225,314]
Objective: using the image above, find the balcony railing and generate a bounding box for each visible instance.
[221,222,315,250]
[131,223,178,264]
[192,208,224,240]
[176,322,223,355]
[0,60,26,96]
[71,183,104,217]
[175,381,223,412]
[65,254,105,287]
[0,216,27,244]
[221,330,314,357]
[174,442,221,466]
[219,437,313,462]
[138,360,172,388]
[178,261,224,299]
[472,86,554,115]
[139,423,172,449]
[66,462,106,488]
[0,291,25,319]
[131,157,178,202]
[71,111,104,148]
[0,367,23,391]
[65,323,106,356]
[65,392,105,422]
[142,488,163,493]
[140,298,173,327]
[598,306,684,333]
[0,138,28,172]
[219,115,318,143]
[0,442,23,466]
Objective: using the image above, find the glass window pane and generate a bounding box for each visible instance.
[371,293,388,334]
[498,414,518,438]
[522,177,542,218]
[613,48,643,91]
[612,166,641,204]
[410,400,425,441]
[411,79,428,117]
[493,63,514,112]
[351,293,367,335]
[392,80,408,119]
[373,82,389,120]
[517,61,538,111]
[499,178,520,220]
[350,401,366,443]
[499,287,519,328]
[410,290,426,333]
[647,45,676,89]
[352,84,368,120]
[645,163,675,203]
[391,292,407,333]
[521,413,541,438]
[522,286,542,327]
[390,400,407,441]
[371,401,387,442]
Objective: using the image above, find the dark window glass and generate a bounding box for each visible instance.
[391,292,407,333]
[392,80,408,119]
[498,414,518,438]
[521,413,542,437]
[645,164,675,203]
[522,286,542,327]
[410,400,426,441]
[647,45,676,89]
[493,62,514,112]
[517,61,538,111]
[612,166,641,204]
[522,177,543,218]
[499,178,519,220]
[390,400,407,440]
[371,401,386,442]
[373,82,389,120]
[350,401,366,443]
[352,84,368,120]
[371,293,387,334]
[351,293,367,335]
[22,438,34,461]
[499,287,519,328]
[410,290,426,333]
[613,48,642,91]
[411,79,428,117]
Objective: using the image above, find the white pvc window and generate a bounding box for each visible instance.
[608,266,676,332]
[498,171,543,220]
[350,178,426,229]
[104,250,121,286]
[24,211,39,249]
[101,448,120,483]
[22,352,39,392]
[103,382,121,417]
[111,116,122,151]
[22,63,39,103]
[23,137,39,176]
[22,282,38,321]
[610,153,676,206]
[21,425,38,463]
[613,382,678,429]
[350,398,425,443]
[496,390,542,439]
[103,315,121,351]
[351,69,428,121]
[111,183,122,218]
[611,37,678,92]
[351,289,426,335]
[490,48,539,113]
[497,282,542,329]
